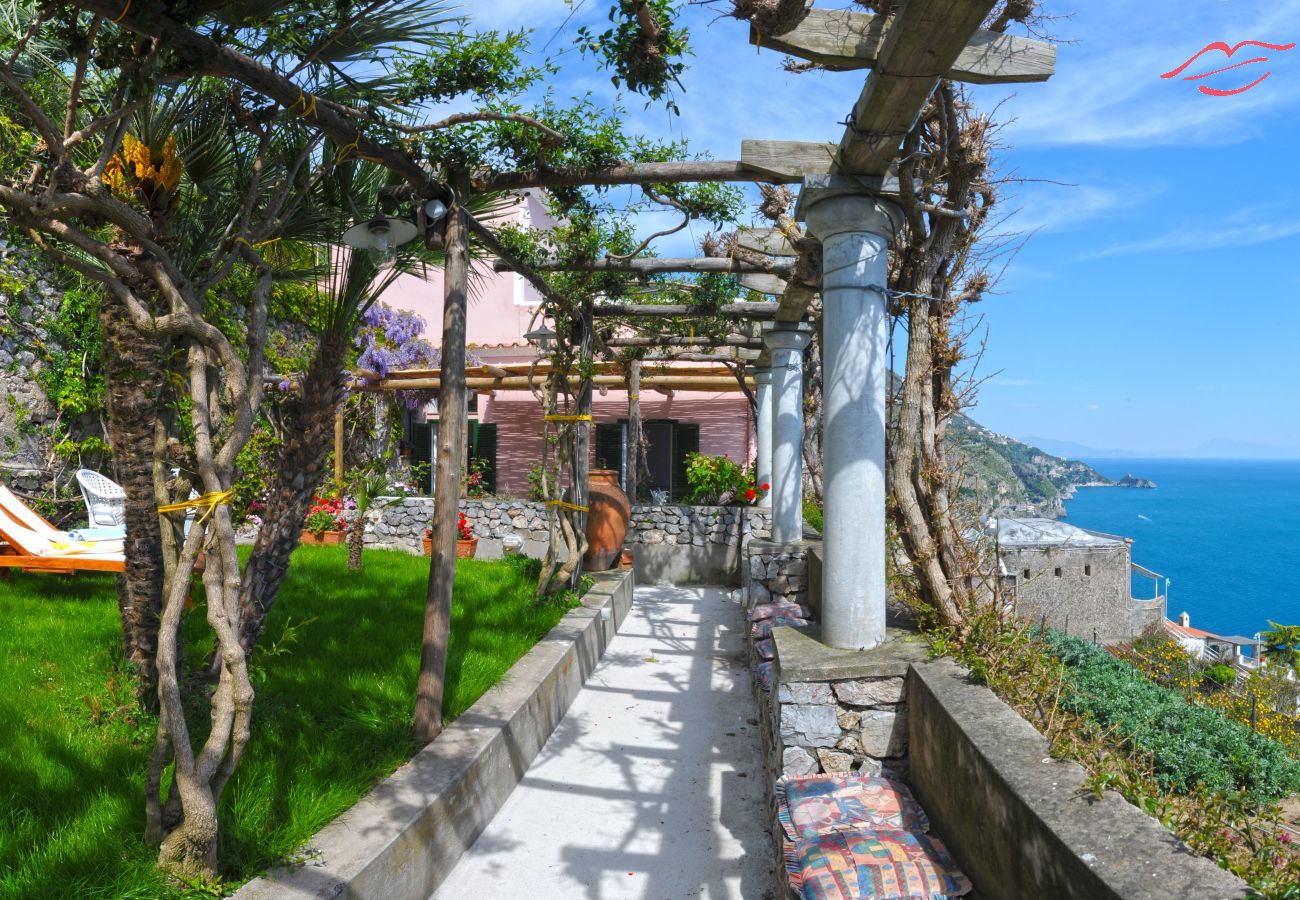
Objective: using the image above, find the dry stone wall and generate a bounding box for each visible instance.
[360,497,772,563]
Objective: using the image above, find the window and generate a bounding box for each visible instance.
[1054,567,1062,577]
[1084,564,1092,576]
[1023,569,1031,580]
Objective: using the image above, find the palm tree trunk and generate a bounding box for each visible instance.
[100,291,167,700]
[237,338,346,652]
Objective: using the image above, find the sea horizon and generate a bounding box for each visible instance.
[1058,457,1300,641]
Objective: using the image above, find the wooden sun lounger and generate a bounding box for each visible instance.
[0,484,124,574]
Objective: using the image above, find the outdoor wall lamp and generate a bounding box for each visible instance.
[524,324,556,351]
[342,216,418,255]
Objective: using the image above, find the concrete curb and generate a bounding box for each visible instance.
[233,567,636,900]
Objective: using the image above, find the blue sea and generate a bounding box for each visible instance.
[1061,459,1300,640]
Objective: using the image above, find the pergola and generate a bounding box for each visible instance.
[486,1,1056,650]
[245,0,1054,655]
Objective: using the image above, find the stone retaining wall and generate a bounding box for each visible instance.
[746,615,1253,899]
[745,538,813,608]
[361,498,771,583]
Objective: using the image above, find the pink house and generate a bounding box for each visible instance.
[381,192,755,498]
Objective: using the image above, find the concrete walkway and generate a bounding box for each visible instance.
[433,584,775,900]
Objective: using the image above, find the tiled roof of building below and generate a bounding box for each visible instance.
[994,517,1129,549]
[1165,619,1218,641]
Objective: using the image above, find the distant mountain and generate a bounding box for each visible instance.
[947,416,1112,518]
[1019,436,1148,460]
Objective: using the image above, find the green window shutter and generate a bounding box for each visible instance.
[472,422,498,494]
[595,423,624,478]
[670,422,700,502]
[412,421,433,494]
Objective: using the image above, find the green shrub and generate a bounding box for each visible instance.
[803,499,823,533]
[1203,664,1236,687]
[683,452,765,505]
[1046,632,1300,803]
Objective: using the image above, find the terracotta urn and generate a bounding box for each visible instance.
[583,469,632,571]
[456,537,479,559]
[300,529,345,546]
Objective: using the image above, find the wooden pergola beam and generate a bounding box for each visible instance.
[493,256,796,275]
[474,159,800,194]
[603,335,762,349]
[752,8,1055,84]
[592,302,780,319]
[837,0,999,175]
[359,375,754,392]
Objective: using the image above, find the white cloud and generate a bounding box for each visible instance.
[1085,199,1300,257]
[983,0,1300,148]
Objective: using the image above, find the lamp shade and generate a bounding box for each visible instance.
[524,324,556,350]
[342,216,418,253]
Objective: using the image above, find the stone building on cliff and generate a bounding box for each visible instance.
[994,517,1166,645]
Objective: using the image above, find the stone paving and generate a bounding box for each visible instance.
[433,584,775,900]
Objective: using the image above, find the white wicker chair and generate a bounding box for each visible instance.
[76,468,126,527]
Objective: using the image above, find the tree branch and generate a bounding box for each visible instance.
[399,111,566,147]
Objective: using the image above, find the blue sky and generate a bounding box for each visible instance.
[469,1,1300,456]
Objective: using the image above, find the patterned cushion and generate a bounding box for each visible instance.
[751,616,808,639]
[777,774,929,840]
[749,601,812,622]
[754,638,776,661]
[795,828,970,900]
[753,660,775,691]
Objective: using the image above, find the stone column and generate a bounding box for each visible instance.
[803,193,902,651]
[764,323,812,544]
[753,367,774,508]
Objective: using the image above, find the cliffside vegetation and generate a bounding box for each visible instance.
[937,611,1300,898]
[945,413,1110,518]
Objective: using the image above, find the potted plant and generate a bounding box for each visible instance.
[456,512,478,558]
[302,495,347,545]
[425,514,479,557]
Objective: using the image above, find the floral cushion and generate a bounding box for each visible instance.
[751,616,808,639]
[749,601,812,622]
[754,638,776,661]
[794,828,970,900]
[753,660,775,691]
[777,774,929,840]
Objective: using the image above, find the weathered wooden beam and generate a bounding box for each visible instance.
[737,272,790,296]
[838,0,998,176]
[752,8,1055,84]
[742,140,839,181]
[735,227,799,258]
[494,256,795,275]
[604,335,762,349]
[592,302,780,319]
[361,375,754,392]
[474,159,800,193]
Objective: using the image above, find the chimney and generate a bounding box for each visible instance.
[1178,611,1190,628]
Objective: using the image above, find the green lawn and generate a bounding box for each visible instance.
[0,546,568,899]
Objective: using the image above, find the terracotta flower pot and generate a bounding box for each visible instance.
[456,537,478,559]
[300,529,345,546]
[422,536,433,556]
[583,469,631,571]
